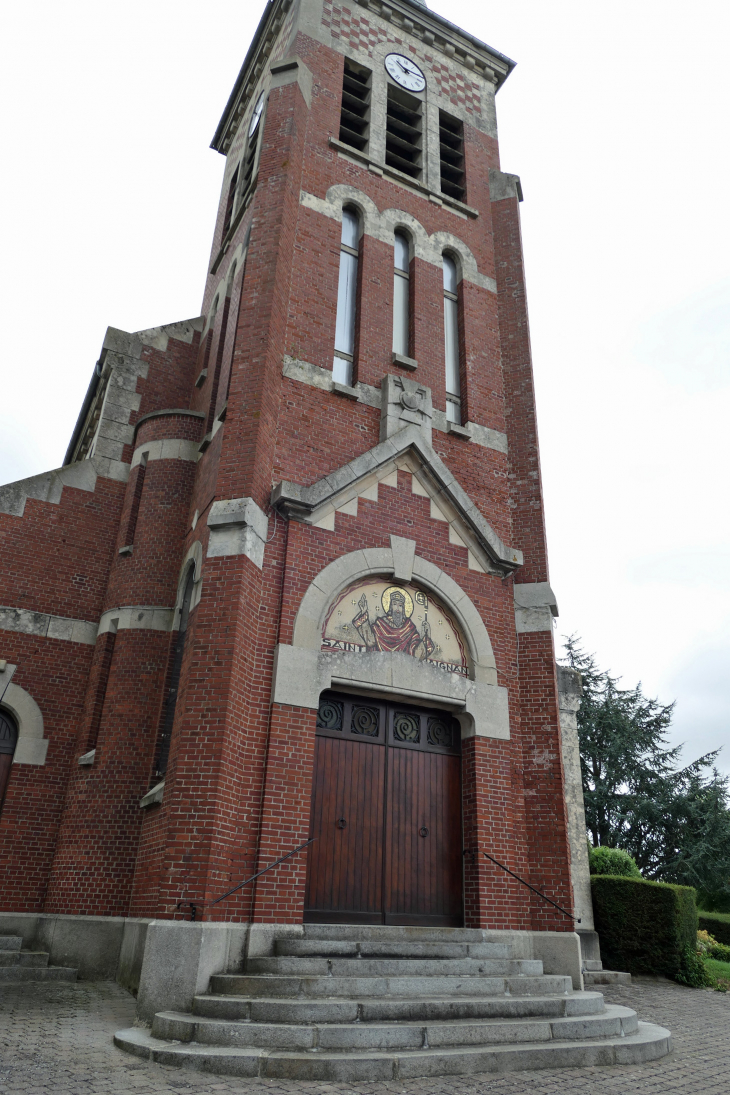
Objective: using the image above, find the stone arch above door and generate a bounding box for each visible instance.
[0,665,47,765]
[274,539,510,741]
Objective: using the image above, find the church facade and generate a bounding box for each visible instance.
[0,0,593,959]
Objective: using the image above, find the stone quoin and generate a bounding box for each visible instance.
[0,0,671,1077]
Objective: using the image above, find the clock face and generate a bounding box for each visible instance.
[249,92,265,137]
[385,54,426,93]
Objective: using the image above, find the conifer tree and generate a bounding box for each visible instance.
[563,637,730,899]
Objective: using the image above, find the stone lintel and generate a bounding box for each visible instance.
[272,645,510,740]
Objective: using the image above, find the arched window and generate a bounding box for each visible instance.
[443,254,461,424]
[225,229,252,404]
[0,710,18,810]
[206,263,238,433]
[333,206,361,386]
[208,294,220,334]
[226,261,238,299]
[393,230,411,358]
[222,163,240,238]
[156,566,196,779]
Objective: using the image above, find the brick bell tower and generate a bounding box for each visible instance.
[0,0,594,963]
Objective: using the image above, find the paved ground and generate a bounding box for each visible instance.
[0,978,728,1095]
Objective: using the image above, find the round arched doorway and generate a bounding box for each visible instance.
[0,710,18,809]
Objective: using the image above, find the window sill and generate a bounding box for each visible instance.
[446,421,473,440]
[333,382,360,400]
[392,352,418,371]
[118,544,133,556]
[140,780,165,809]
[329,138,479,220]
[78,749,96,767]
[195,369,208,388]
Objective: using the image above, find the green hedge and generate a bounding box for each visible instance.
[697,890,730,914]
[589,846,641,877]
[699,911,730,947]
[591,875,700,982]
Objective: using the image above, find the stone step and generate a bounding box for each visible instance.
[0,935,22,952]
[301,925,491,943]
[193,990,606,1024]
[152,1003,639,1051]
[275,939,513,960]
[246,957,544,978]
[0,950,50,968]
[583,970,632,986]
[114,1020,672,1080]
[210,973,574,999]
[583,960,603,972]
[0,965,77,983]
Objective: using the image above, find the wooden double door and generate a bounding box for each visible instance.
[304,692,463,926]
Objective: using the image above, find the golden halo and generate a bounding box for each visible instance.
[381,586,414,618]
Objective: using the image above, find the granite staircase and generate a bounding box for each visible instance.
[0,934,77,983]
[115,925,670,1079]
[582,958,632,987]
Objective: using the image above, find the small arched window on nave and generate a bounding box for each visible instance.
[0,710,18,811]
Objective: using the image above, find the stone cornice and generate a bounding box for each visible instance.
[352,0,515,87]
[211,0,515,156]
[211,0,295,155]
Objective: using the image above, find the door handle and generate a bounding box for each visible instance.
[337,818,347,829]
[419,827,429,838]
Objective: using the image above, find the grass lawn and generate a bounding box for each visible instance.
[704,958,730,991]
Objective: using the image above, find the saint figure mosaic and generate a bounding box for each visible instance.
[322,579,468,677]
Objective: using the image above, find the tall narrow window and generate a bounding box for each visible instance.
[239,92,265,208]
[386,86,423,180]
[222,164,240,238]
[156,566,196,779]
[333,207,360,386]
[439,112,466,202]
[225,229,251,404]
[340,59,371,152]
[443,255,461,424]
[0,710,18,811]
[393,231,411,357]
[206,263,236,433]
[122,448,147,547]
[86,620,118,752]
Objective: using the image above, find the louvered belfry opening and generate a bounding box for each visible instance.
[386,85,423,180]
[439,111,466,202]
[339,59,371,152]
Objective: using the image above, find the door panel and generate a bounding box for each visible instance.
[304,693,463,926]
[385,747,463,926]
[304,735,386,923]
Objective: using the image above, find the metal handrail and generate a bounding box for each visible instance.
[177,838,316,922]
[464,849,580,924]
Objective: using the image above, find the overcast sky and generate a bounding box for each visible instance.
[2,0,728,774]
